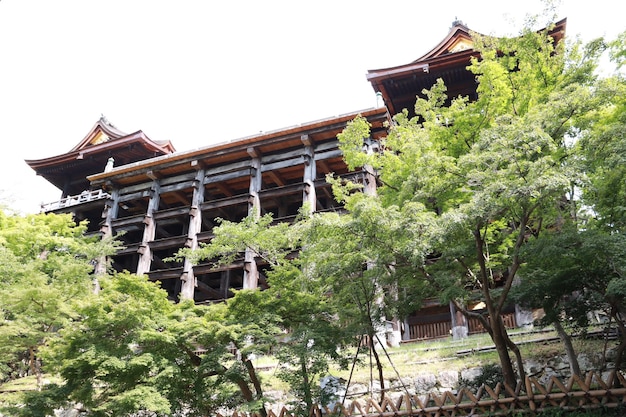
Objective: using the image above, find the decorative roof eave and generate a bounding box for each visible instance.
[68,117,175,154]
[366,23,477,86]
[25,131,174,171]
[367,18,567,116]
[366,48,477,88]
[70,117,130,152]
[413,22,475,62]
[367,18,567,90]
[88,107,390,185]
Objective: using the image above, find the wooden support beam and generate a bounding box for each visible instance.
[301,134,313,147]
[148,236,188,250]
[215,183,234,197]
[261,156,303,172]
[267,170,285,187]
[261,148,307,164]
[196,279,232,299]
[244,156,262,289]
[150,253,170,271]
[190,159,208,170]
[363,139,378,196]
[171,191,190,207]
[180,168,206,300]
[247,146,262,159]
[118,190,152,203]
[303,145,316,214]
[159,181,195,194]
[314,149,343,162]
[220,270,231,299]
[160,172,196,187]
[153,206,191,220]
[204,169,250,185]
[111,214,145,228]
[200,194,249,210]
[317,160,331,174]
[136,180,160,276]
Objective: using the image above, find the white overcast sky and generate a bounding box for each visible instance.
[0,0,622,213]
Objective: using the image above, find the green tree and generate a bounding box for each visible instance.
[186,213,355,412]
[579,32,626,232]
[0,212,113,387]
[12,272,271,417]
[297,193,435,399]
[190,196,437,402]
[338,19,606,387]
[514,227,626,375]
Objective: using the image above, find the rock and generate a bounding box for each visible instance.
[438,370,458,391]
[413,373,437,393]
[460,367,482,383]
[523,359,544,376]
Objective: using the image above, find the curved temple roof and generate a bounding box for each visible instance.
[366,18,567,116]
[25,116,175,195]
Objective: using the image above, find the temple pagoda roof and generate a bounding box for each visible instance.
[367,18,567,116]
[25,116,175,195]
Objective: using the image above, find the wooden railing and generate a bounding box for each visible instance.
[218,370,626,417]
[408,321,452,340]
[41,189,111,212]
[468,312,517,335]
[407,313,517,342]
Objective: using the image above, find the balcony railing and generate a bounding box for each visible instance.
[41,189,111,212]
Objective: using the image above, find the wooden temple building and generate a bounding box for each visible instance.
[26,19,566,343]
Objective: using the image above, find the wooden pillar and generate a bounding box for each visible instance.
[244,149,261,289]
[363,138,378,196]
[450,301,468,340]
[220,270,231,299]
[93,188,119,293]
[180,166,206,300]
[302,134,316,214]
[136,179,160,276]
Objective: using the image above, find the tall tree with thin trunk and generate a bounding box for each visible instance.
[338,16,607,387]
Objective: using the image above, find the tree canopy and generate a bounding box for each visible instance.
[336,18,615,386]
[3,12,626,416]
[0,212,114,387]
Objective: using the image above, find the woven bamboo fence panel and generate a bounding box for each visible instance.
[219,370,626,417]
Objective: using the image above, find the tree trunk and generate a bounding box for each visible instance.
[553,320,581,377]
[369,330,386,402]
[29,346,42,390]
[489,314,518,387]
[499,317,526,384]
[611,311,626,376]
[300,353,313,411]
[243,357,264,400]
[474,226,519,388]
[241,355,267,417]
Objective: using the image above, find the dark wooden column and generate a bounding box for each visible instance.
[136,176,161,276]
[244,148,261,289]
[93,188,119,293]
[302,134,316,213]
[363,137,378,196]
[180,165,206,300]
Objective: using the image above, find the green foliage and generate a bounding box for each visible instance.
[183,213,356,411]
[516,227,626,327]
[578,39,626,232]
[28,272,268,416]
[337,14,615,386]
[458,363,503,391]
[0,212,115,384]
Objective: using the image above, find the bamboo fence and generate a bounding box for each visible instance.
[220,370,626,417]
